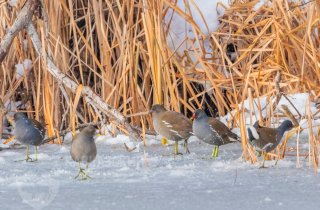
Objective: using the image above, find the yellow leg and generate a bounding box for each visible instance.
[211,146,219,158]
[174,141,179,155]
[75,162,85,179]
[215,146,219,157]
[184,140,190,154]
[84,162,92,180]
[211,147,215,157]
[25,145,33,162]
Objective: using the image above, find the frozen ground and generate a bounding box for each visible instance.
[0,135,320,210]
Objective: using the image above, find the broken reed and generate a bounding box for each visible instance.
[0,0,319,166]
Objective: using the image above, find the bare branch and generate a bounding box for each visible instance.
[0,0,39,62]
[26,23,142,141]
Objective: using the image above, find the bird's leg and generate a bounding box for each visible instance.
[184,140,190,154]
[34,146,38,161]
[215,146,219,157]
[259,152,268,169]
[173,141,183,157]
[274,158,279,166]
[211,147,215,157]
[83,162,92,180]
[211,146,219,158]
[25,145,33,162]
[74,162,85,179]
[14,145,33,162]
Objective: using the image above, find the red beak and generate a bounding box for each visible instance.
[191,113,196,120]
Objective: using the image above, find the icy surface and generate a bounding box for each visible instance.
[0,136,319,210]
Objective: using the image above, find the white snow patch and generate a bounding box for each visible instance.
[253,0,272,11]
[8,0,18,7]
[264,197,272,202]
[166,0,230,67]
[15,59,33,79]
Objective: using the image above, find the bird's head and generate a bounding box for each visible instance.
[279,120,294,133]
[150,104,166,114]
[13,112,28,121]
[191,109,207,120]
[81,126,97,138]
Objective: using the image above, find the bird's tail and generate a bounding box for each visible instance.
[229,132,241,143]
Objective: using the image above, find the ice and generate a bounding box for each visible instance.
[1,91,319,209]
[1,137,320,210]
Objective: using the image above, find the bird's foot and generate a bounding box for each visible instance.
[74,168,86,179]
[259,165,268,169]
[26,156,37,162]
[81,174,92,180]
[14,156,35,162]
[173,152,183,159]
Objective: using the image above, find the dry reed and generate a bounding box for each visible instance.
[0,0,319,167]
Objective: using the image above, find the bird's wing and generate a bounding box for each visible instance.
[255,127,277,147]
[207,118,239,142]
[30,119,46,134]
[160,111,192,139]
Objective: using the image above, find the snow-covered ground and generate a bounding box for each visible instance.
[1,135,319,210]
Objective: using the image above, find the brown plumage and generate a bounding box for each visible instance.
[150,104,192,154]
[247,120,294,152]
[70,126,97,179]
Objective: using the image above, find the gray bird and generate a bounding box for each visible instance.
[70,126,97,179]
[14,113,46,162]
[192,109,239,157]
[150,104,192,155]
[247,120,294,167]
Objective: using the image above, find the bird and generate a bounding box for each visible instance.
[192,109,239,158]
[150,104,192,156]
[247,120,294,168]
[70,126,97,180]
[13,112,46,162]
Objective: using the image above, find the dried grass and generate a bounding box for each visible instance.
[0,0,319,167]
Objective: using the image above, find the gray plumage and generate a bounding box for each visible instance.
[14,113,45,146]
[192,109,238,146]
[247,120,294,153]
[70,126,97,164]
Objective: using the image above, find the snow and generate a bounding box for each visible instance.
[253,0,272,11]
[1,136,320,210]
[165,0,230,67]
[222,93,319,127]
[15,59,33,80]
[8,0,19,7]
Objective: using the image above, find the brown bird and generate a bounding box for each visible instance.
[192,109,239,157]
[150,104,192,155]
[70,126,97,179]
[247,120,294,167]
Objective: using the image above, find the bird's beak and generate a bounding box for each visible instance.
[190,113,196,120]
